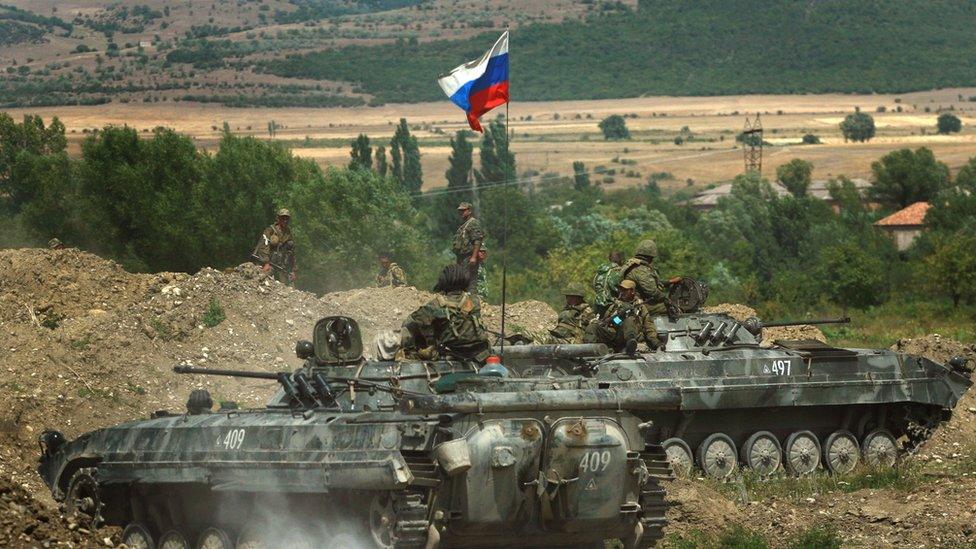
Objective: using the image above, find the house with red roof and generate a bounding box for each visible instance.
[874,202,931,251]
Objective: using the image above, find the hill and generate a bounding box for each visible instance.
[4,1,976,108]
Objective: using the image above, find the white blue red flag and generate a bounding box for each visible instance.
[437,31,509,132]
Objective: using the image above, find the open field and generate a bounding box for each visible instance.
[5,87,976,193]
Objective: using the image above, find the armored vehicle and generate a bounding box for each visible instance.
[480,313,972,479]
[38,317,674,549]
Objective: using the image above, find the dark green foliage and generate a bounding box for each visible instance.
[926,157,976,233]
[573,161,590,190]
[923,231,976,307]
[599,115,630,140]
[349,134,372,171]
[202,299,226,327]
[840,111,876,142]
[0,20,44,46]
[776,158,813,197]
[272,0,422,24]
[0,113,67,212]
[0,4,73,31]
[801,133,821,144]
[375,145,388,177]
[475,120,515,187]
[389,119,422,194]
[936,113,962,134]
[426,131,475,240]
[264,0,976,103]
[818,239,887,308]
[869,147,949,209]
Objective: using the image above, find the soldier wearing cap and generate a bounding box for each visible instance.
[548,283,596,344]
[452,201,485,291]
[376,252,407,288]
[585,279,662,353]
[254,208,296,285]
[48,238,65,250]
[621,239,668,315]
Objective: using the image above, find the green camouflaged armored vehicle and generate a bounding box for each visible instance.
[38,317,674,549]
[477,313,973,479]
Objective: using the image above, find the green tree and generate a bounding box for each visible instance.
[818,239,887,308]
[389,118,422,193]
[926,156,976,232]
[572,161,590,190]
[923,231,976,307]
[801,133,821,144]
[475,120,515,187]
[427,130,475,239]
[0,113,67,212]
[598,115,630,140]
[868,147,949,209]
[445,130,473,190]
[936,113,962,134]
[375,145,387,177]
[839,111,875,143]
[776,158,813,197]
[348,134,372,171]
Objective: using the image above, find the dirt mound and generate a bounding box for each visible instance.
[703,303,826,343]
[0,473,110,548]
[891,333,976,365]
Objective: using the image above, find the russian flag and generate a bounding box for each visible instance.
[437,32,509,133]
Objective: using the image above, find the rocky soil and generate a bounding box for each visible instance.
[0,248,972,548]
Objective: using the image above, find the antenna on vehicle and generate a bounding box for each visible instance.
[499,26,511,360]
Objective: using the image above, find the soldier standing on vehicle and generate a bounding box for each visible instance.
[585,279,661,354]
[376,252,407,287]
[621,239,668,315]
[400,264,491,362]
[548,283,596,344]
[592,250,624,315]
[452,201,485,291]
[254,208,296,285]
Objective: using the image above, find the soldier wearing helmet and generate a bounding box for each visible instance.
[620,239,668,315]
[547,283,596,344]
[253,208,296,285]
[585,279,662,354]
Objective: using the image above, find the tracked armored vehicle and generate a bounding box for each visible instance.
[463,313,973,479]
[38,317,674,549]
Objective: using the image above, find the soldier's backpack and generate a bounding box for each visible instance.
[592,263,622,308]
[433,292,490,361]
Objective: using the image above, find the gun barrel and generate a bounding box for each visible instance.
[491,343,609,360]
[400,388,681,414]
[763,316,851,328]
[172,365,282,380]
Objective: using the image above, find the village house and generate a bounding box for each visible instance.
[874,201,931,251]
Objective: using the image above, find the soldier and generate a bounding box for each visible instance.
[548,283,596,344]
[48,238,65,250]
[253,208,296,285]
[592,250,624,315]
[376,252,407,287]
[620,239,668,315]
[452,201,485,291]
[400,264,491,362]
[585,279,661,354]
[475,246,489,299]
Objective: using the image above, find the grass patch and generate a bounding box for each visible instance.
[69,335,92,350]
[202,298,226,328]
[667,525,769,549]
[150,318,174,340]
[125,381,147,395]
[787,526,842,549]
[706,464,924,503]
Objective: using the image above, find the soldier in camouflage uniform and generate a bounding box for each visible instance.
[592,250,624,315]
[620,239,668,315]
[375,252,407,287]
[400,264,491,362]
[547,283,596,344]
[452,201,485,292]
[253,208,296,285]
[585,279,662,354]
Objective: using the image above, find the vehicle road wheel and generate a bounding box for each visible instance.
[862,429,898,468]
[158,530,190,549]
[235,525,267,549]
[368,492,396,549]
[122,523,156,549]
[740,431,782,477]
[196,527,234,549]
[64,467,102,527]
[697,433,738,480]
[785,431,821,475]
[662,438,694,478]
[823,430,860,475]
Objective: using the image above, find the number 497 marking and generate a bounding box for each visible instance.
[216,429,246,450]
[764,360,791,376]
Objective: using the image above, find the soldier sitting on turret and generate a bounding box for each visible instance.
[585,279,662,354]
[400,264,491,362]
[621,239,668,315]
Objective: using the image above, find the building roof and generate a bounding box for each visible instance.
[689,181,790,208]
[874,201,931,227]
[807,178,870,200]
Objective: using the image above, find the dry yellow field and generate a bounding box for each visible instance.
[7,87,976,193]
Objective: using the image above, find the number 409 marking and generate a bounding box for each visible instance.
[217,429,246,450]
[579,450,611,473]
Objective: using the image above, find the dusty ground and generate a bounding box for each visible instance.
[0,248,973,547]
[5,87,976,194]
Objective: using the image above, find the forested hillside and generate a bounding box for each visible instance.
[269,0,976,103]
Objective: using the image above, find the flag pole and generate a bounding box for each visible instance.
[499,27,510,360]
